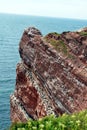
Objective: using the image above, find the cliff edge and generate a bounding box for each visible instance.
[10,27,87,122]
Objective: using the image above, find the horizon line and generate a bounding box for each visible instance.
[0,12,87,21]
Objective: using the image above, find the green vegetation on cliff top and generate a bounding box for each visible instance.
[44,32,75,60]
[79,31,87,36]
[10,109,87,130]
[45,33,68,55]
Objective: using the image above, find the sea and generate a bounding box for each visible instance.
[0,13,87,130]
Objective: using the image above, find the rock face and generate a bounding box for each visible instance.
[10,27,87,122]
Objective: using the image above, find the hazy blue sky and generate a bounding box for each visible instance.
[0,0,87,19]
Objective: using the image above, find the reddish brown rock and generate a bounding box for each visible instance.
[10,27,87,122]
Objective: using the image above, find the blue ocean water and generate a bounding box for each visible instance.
[0,13,87,130]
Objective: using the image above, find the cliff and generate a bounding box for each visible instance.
[10,27,87,122]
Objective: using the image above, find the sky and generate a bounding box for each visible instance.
[0,0,87,19]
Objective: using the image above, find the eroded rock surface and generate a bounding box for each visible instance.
[10,27,87,122]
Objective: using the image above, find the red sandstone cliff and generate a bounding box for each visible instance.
[10,27,87,122]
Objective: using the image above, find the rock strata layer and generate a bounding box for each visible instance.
[10,27,87,122]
